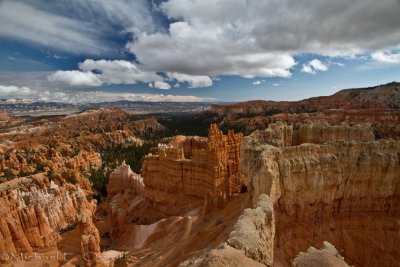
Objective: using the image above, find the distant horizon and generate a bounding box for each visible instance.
[0,80,398,105]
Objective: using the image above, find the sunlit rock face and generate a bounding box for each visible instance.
[0,175,94,255]
[107,161,146,237]
[79,199,101,267]
[108,161,144,198]
[242,121,400,267]
[141,124,245,217]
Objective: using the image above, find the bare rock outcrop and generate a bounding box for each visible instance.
[0,175,91,255]
[227,194,275,266]
[107,162,145,237]
[79,201,101,267]
[241,122,400,266]
[179,244,265,267]
[244,121,374,149]
[107,161,144,198]
[293,120,375,145]
[141,124,244,217]
[293,241,350,267]
[179,194,274,267]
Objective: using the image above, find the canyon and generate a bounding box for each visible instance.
[0,83,398,266]
[207,82,400,139]
[94,120,400,266]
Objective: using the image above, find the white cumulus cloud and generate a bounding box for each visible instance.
[0,85,32,97]
[48,70,103,87]
[168,73,213,88]
[301,59,329,74]
[127,0,400,80]
[149,81,171,90]
[128,21,296,79]
[79,59,163,84]
[49,60,165,87]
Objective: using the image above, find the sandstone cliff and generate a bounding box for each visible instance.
[241,121,400,266]
[218,109,400,139]
[107,162,146,237]
[141,124,244,217]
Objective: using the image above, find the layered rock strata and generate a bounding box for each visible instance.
[107,162,145,237]
[141,124,244,216]
[242,120,374,149]
[0,175,94,255]
[241,122,400,266]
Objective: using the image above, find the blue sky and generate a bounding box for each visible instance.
[0,0,399,103]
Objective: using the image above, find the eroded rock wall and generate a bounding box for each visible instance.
[107,162,147,237]
[179,194,274,267]
[141,124,244,216]
[243,121,375,149]
[242,122,400,266]
[293,241,350,267]
[0,175,93,255]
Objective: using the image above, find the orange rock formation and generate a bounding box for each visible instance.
[0,175,94,256]
[241,121,400,266]
[107,162,145,237]
[141,124,244,216]
[79,200,101,267]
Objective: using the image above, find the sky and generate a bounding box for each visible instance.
[0,0,400,103]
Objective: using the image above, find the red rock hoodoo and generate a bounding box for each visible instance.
[141,124,244,216]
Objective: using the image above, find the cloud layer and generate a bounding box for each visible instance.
[48,60,163,87]
[0,85,32,97]
[2,0,400,101]
[128,0,400,80]
[48,70,102,87]
[79,60,162,84]
[42,91,215,103]
[371,51,400,64]
[0,0,156,55]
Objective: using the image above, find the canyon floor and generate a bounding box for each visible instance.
[0,82,399,266]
